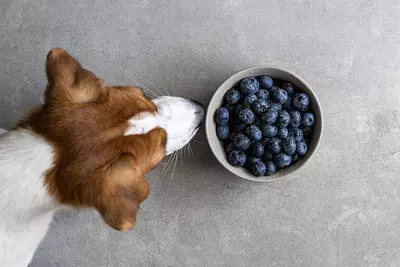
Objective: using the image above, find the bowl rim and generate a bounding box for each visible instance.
[205,65,324,183]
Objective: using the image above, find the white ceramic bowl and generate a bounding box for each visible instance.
[205,66,323,182]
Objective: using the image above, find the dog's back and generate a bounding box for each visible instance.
[0,129,57,266]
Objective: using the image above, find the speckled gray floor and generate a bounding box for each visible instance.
[1,0,400,266]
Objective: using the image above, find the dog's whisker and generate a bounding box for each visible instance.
[187,144,192,160]
[162,152,176,182]
[165,86,173,97]
[165,151,178,175]
[185,144,190,159]
[163,84,175,97]
[179,149,183,167]
[189,142,193,159]
[159,158,170,176]
[158,86,171,97]
[158,153,175,178]
[189,142,196,159]
[157,158,172,181]
[129,71,169,97]
[196,128,205,136]
[164,153,176,170]
[170,151,179,182]
[100,62,164,99]
[118,66,161,97]
[192,138,204,144]
[188,144,192,158]
[185,143,190,158]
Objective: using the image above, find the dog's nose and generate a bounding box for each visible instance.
[191,100,204,110]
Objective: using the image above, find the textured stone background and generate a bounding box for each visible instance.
[1,0,400,266]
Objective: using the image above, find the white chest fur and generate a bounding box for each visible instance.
[0,129,57,267]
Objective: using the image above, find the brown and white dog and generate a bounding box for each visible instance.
[0,48,205,266]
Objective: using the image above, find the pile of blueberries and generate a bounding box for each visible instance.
[215,76,315,177]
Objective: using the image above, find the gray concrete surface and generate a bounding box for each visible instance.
[1,0,400,266]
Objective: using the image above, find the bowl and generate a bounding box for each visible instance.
[205,66,323,182]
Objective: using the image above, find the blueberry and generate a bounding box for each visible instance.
[263,152,274,161]
[266,137,282,154]
[251,161,266,176]
[216,125,230,139]
[229,150,247,167]
[234,121,247,132]
[261,124,278,138]
[272,88,288,104]
[274,153,292,168]
[301,126,313,138]
[277,127,289,139]
[252,99,269,115]
[264,161,277,176]
[250,142,264,157]
[291,153,300,163]
[247,156,262,166]
[292,93,310,111]
[276,110,290,128]
[261,109,278,124]
[268,103,283,112]
[259,75,274,89]
[288,110,301,128]
[215,107,229,125]
[302,112,315,127]
[225,142,234,155]
[296,141,308,156]
[282,137,296,155]
[281,82,295,95]
[259,136,269,146]
[238,108,255,124]
[244,94,257,107]
[288,128,304,142]
[233,133,251,151]
[240,77,260,95]
[245,125,262,141]
[225,88,241,104]
[255,89,269,100]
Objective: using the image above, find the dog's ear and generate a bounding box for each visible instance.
[97,128,166,231]
[98,153,149,231]
[45,48,107,104]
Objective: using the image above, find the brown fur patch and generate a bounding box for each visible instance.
[18,48,166,231]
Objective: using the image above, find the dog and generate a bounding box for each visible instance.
[0,48,205,267]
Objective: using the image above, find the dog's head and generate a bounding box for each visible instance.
[19,48,204,231]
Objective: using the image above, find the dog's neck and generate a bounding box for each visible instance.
[0,129,58,224]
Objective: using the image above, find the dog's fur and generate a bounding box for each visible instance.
[0,49,204,266]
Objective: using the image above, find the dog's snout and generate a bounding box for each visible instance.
[191,100,205,125]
